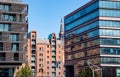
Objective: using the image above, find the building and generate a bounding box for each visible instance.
[64,0,120,77]
[0,0,28,77]
[27,21,64,77]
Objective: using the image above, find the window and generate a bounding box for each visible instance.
[0,24,11,31]
[39,69,43,72]
[47,61,49,64]
[0,33,2,41]
[11,43,19,51]
[14,53,19,61]
[10,33,19,41]
[2,14,16,22]
[47,51,49,53]
[39,47,43,51]
[59,72,61,75]
[0,53,5,61]
[0,4,10,11]
[47,45,49,48]
[39,64,43,67]
[47,72,49,75]
[47,56,49,58]
[0,43,3,51]
[47,67,49,69]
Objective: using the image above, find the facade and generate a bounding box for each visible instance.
[0,0,28,77]
[64,0,120,77]
[27,31,64,77]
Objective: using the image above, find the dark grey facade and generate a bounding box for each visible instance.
[0,0,28,77]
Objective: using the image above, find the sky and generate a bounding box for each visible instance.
[23,0,90,38]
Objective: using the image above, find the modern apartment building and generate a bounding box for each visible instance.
[0,0,28,77]
[27,22,64,77]
[64,0,120,77]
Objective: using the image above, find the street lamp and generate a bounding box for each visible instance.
[87,61,102,77]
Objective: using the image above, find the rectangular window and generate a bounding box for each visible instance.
[0,4,10,11]
[14,53,19,61]
[11,43,19,51]
[10,33,19,41]
[0,43,3,51]
[2,14,16,22]
[0,24,10,31]
[0,33,2,40]
[0,53,5,61]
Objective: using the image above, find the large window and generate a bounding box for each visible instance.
[65,2,98,24]
[101,57,120,64]
[100,38,120,45]
[99,1,120,9]
[0,4,10,11]
[2,14,16,22]
[99,20,120,28]
[11,43,19,51]
[100,48,120,55]
[100,9,120,18]
[65,10,99,31]
[0,24,10,31]
[100,29,120,36]
[10,33,19,41]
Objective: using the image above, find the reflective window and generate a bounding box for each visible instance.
[65,21,99,38]
[101,57,120,64]
[100,29,120,36]
[99,20,120,28]
[99,1,120,9]
[100,48,120,55]
[100,38,120,45]
[100,9,120,17]
[65,10,99,31]
[65,2,98,24]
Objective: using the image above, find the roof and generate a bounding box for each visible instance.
[0,0,22,3]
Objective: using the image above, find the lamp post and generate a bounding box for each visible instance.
[87,61,102,77]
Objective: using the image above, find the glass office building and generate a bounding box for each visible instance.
[64,0,120,77]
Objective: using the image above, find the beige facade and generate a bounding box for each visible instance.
[27,31,65,77]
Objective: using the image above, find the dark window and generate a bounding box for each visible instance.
[0,43,3,51]
[0,33,2,40]
[14,53,19,61]
[47,45,49,48]
[0,53,5,61]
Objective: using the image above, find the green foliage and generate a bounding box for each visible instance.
[16,63,33,77]
[77,68,97,77]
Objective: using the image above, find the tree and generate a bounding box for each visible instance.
[77,68,97,77]
[16,63,33,77]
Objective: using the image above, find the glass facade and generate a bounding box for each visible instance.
[65,0,120,77]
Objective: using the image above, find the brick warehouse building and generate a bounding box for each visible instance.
[27,20,65,77]
[64,0,120,77]
[0,0,28,77]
